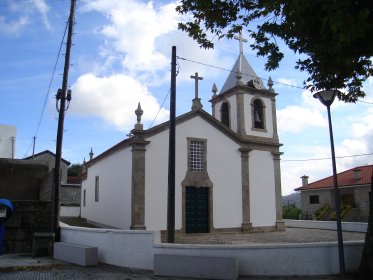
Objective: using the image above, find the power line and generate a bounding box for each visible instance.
[22,19,69,158]
[177,56,373,96]
[282,152,373,162]
[177,56,308,90]
[148,88,171,129]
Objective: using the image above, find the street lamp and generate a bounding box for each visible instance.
[313,90,345,279]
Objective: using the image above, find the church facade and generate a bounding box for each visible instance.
[80,45,284,233]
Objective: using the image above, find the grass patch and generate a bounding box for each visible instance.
[60,217,99,228]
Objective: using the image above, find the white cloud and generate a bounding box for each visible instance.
[280,105,373,195]
[70,73,169,131]
[277,78,297,88]
[277,105,326,133]
[0,16,29,37]
[79,0,231,86]
[33,0,51,31]
[0,0,51,36]
[81,1,177,78]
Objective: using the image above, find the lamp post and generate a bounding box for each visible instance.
[313,90,345,279]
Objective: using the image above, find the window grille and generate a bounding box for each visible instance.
[190,140,204,171]
[309,195,319,204]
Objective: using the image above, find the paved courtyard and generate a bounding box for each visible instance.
[174,227,365,244]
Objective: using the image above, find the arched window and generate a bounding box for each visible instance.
[253,99,264,129]
[221,102,230,127]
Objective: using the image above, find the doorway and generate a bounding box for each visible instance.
[185,186,209,233]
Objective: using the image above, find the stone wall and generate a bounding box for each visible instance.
[60,184,81,206]
[0,158,54,254]
[0,158,49,200]
[39,170,54,201]
[3,200,52,253]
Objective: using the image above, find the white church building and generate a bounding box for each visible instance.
[81,41,284,234]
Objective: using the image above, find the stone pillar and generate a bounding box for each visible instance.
[130,103,149,230]
[240,148,252,231]
[130,131,149,230]
[236,92,246,136]
[272,151,285,230]
[271,96,279,141]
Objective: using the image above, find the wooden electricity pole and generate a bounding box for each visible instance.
[167,46,176,243]
[53,0,76,241]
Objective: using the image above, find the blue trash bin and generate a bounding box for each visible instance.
[0,199,14,255]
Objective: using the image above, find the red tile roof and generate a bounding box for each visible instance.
[295,165,373,191]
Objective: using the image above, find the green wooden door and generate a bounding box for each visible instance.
[186,186,209,233]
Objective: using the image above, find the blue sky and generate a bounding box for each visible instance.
[1,0,372,195]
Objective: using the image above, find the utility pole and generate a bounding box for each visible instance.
[53,0,76,241]
[167,46,176,243]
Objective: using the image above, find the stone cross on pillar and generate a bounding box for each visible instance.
[234,32,248,55]
[190,72,203,110]
[190,72,203,99]
[234,32,247,73]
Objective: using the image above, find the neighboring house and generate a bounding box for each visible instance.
[81,46,284,234]
[295,165,373,222]
[0,124,16,159]
[24,150,70,184]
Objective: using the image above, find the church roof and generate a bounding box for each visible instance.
[220,54,265,94]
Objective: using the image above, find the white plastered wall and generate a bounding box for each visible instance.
[249,150,276,227]
[243,95,273,138]
[145,115,242,230]
[81,147,132,229]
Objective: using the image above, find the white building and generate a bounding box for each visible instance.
[81,48,284,234]
[0,124,16,159]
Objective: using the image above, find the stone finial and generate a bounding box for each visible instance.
[211,83,218,98]
[135,102,144,130]
[83,157,86,165]
[268,76,274,92]
[89,148,94,160]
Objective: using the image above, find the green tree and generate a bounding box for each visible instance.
[176,0,373,102]
[67,163,83,177]
[282,203,302,220]
[176,1,373,277]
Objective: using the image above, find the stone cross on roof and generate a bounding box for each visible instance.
[234,32,248,55]
[190,72,203,99]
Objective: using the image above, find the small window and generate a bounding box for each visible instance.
[190,140,205,172]
[253,99,264,129]
[309,195,319,204]
[83,189,86,207]
[221,102,230,127]
[95,176,99,202]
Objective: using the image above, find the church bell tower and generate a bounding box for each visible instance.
[210,33,279,143]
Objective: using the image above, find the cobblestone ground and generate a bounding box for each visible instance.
[0,264,345,280]
[174,228,365,244]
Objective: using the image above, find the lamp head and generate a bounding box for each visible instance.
[313,90,339,107]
